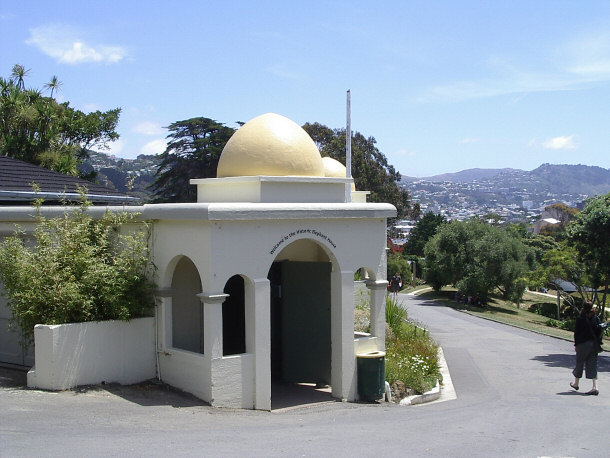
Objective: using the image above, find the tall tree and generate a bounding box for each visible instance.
[44,75,62,98]
[424,219,531,302]
[150,117,235,202]
[403,212,446,256]
[302,122,410,218]
[0,64,120,177]
[567,192,610,311]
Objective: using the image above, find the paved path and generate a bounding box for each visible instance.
[1,293,609,457]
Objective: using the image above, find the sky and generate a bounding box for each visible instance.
[1,1,610,177]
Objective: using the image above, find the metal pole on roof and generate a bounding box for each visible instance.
[346,89,352,203]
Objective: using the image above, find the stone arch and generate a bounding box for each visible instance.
[169,255,203,354]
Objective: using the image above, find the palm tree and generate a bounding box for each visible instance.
[44,76,62,98]
[10,64,29,91]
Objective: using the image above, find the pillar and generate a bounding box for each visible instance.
[154,288,173,351]
[331,269,356,401]
[197,292,229,359]
[366,280,389,346]
[245,278,271,410]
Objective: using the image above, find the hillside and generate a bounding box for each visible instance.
[402,163,610,222]
[528,163,610,195]
[83,154,610,207]
[403,164,610,198]
[403,168,518,183]
[82,151,161,201]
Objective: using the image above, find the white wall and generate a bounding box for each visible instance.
[27,317,156,390]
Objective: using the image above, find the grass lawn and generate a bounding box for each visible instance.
[414,287,582,342]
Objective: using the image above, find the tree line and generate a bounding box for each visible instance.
[391,195,610,314]
[0,64,120,178]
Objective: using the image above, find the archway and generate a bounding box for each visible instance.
[222,275,246,356]
[170,256,203,353]
[267,239,335,408]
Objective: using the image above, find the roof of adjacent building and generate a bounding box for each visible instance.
[0,156,138,204]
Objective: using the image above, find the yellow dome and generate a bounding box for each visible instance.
[322,157,346,177]
[217,113,324,178]
[322,156,356,190]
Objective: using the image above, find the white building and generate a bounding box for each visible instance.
[0,113,396,410]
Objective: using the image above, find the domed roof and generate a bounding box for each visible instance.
[322,157,346,178]
[217,113,324,178]
[322,157,356,190]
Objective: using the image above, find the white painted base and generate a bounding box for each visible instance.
[27,317,156,390]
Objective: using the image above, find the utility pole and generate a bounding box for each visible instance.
[346,90,352,203]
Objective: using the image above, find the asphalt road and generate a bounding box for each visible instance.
[1,292,609,457]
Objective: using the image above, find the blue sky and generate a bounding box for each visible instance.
[2,1,609,177]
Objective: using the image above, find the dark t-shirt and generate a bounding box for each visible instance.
[574,315,596,345]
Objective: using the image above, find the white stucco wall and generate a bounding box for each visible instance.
[27,317,156,390]
[146,201,393,408]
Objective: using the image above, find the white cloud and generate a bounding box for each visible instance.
[563,30,610,79]
[542,135,577,150]
[104,138,125,156]
[26,25,127,64]
[140,139,167,155]
[132,121,164,136]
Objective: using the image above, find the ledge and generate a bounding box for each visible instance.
[142,202,396,221]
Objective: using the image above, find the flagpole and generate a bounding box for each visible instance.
[346,89,352,203]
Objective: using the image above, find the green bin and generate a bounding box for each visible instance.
[357,351,386,401]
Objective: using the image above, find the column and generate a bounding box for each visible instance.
[153,288,173,351]
[246,278,271,411]
[197,292,229,359]
[331,269,356,401]
[366,280,389,345]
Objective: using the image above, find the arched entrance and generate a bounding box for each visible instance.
[267,239,335,408]
[222,275,246,356]
[171,256,203,353]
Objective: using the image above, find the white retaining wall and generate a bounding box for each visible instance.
[27,317,156,390]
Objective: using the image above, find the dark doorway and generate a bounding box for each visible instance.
[223,275,246,356]
[268,261,331,385]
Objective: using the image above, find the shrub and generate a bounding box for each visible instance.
[0,193,156,348]
[545,318,576,331]
[352,291,441,396]
[384,297,440,395]
[529,302,558,319]
[385,295,407,335]
[385,324,440,394]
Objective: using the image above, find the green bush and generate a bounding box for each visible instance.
[385,324,440,394]
[0,194,156,348]
[529,302,558,319]
[384,297,440,394]
[352,292,441,395]
[545,318,576,331]
[385,295,407,335]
